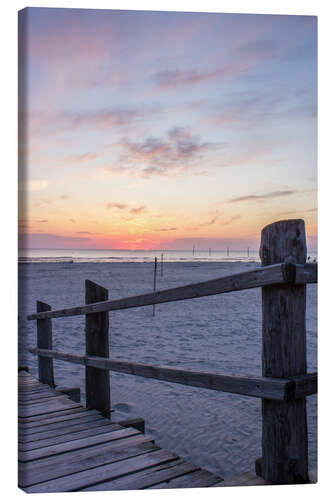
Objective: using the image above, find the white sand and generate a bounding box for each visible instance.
[18,261,317,479]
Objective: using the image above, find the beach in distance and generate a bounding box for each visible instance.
[18,257,317,479]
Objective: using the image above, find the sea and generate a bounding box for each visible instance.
[18,248,318,263]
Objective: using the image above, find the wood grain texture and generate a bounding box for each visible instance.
[259,219,309,484]
[36,301,55,387]
[81,458,197,491]
[24,449,179,493]
[29,347,317,400]
[18,427,140,462]
[85,280,111,418]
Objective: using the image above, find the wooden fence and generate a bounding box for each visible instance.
[27,219,317,485]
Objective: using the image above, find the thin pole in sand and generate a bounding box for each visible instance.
[227,247,229,257]
[247,247,250,258]
[161,253,164,277]
[209,248,211,257]
[153,257,157,316]
[192,245,195,257]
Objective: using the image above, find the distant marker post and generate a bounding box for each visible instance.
[153,257,157,316]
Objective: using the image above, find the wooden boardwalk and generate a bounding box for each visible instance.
[18,371,223,492]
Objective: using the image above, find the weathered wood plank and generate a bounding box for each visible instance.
[18,399,81,418]
[19,423,123,451]
[18,407,86,424]
[28,263,313,320]
[259,219,309,484]
[24,449,178,493]
[29,348,317,401]
[18,427,140,462]
[19,395,70,406]
[19,438,157,487]
[19,413,104,438]
[82,458,198,491]
[19,391,63,402]
[85,280,111,418]
[36,301,55,387]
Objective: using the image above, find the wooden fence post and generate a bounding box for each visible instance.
[258,219,309,484]
[36,301,55,387]
[85,280,111,418]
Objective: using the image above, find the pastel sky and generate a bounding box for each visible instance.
[18,8,317,251]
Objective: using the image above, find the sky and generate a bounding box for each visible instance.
[18,7,317,251]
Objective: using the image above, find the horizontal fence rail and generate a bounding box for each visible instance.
[27,262,317,321]
[29,348,317,402]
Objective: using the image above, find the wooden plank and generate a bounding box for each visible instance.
[259,219,309,484]
[18,427,140,462]
[24,449,179,493]
[18,399,81,418]
[19,395,70,406]
[18,407,86,424]
[29,348,298,401]
[36,301,55,387]
[19,391,63,402]
[19,423,123,451]
[19,438,157,487]
[85,280,111,418]
[28,263,296,320]
[149,468,221,488]
[19,414,104,438]
[19,420,108,443]
[82,458,199,491]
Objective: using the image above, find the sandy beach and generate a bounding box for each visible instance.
[18,260,317,479]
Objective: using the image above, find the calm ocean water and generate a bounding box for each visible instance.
[18,248,318,263]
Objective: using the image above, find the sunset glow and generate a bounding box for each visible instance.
[18,8,317,251]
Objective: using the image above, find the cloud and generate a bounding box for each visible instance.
[76,231,91,234]
[60,194,70,200]
[229,190,297,203]
[65,152,101,164]
[221,215,241,225]
[69,218,76,223]
[27,108,141,137]
[118,127,222,177]
[153,40,278,91]
[105,202,146,214]
[106,202,128,210]
[130,206,146,215]
[186,212,219,231]
[154,227,178,232]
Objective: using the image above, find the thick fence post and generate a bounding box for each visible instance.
[258,219,309,483]
[36,301,55,387]
[85,280,111,418]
